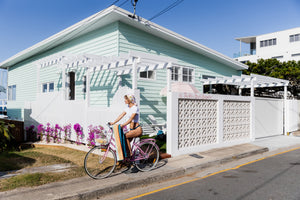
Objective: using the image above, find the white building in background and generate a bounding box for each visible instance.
[234,27,300,63]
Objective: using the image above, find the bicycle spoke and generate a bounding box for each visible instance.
[84,147,116,179]
[135,142,159,172]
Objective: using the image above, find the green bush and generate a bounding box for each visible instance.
[0,121,15,153]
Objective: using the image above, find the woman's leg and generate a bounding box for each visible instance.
[125,127,143,156]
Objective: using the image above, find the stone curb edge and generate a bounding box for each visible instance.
[58,147,269,200]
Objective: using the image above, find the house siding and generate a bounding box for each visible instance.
[7,20,241,125]
[7,59,37,120]
[118,22,240,123]
[7,22,119,120]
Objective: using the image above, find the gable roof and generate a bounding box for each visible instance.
[0,6,247,70]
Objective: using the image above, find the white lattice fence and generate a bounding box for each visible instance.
[167,92,254,156]
[178,99,218,149]
[223,101,251,141]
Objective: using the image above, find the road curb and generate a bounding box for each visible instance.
[57,147,269,200]
[58,168,185,200]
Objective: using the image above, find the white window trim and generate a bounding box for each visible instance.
[171,65,195,84]
[41,82,55,93]
[290,34,300,43]
[8,85,16,101]
[138,70,156,81]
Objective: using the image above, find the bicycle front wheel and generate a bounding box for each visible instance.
[135,142,159,172]
[84,146,116,179]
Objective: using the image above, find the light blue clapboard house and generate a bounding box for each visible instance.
[0,6,247,136]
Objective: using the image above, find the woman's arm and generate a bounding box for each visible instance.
[121,113,136,128]
[110,112,126,125]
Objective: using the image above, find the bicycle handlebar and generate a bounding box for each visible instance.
[106,123,112,129]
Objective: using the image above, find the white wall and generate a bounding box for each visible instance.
[256,27,300,61]
[286,100,300,132]
[255,97,283,138]
[24,86,133,143]
[237,27,300,62]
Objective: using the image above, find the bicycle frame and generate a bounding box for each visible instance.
[97,125,115,164]
[130,139,158,162]
[103,124,158,163]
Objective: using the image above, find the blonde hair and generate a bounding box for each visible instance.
[124,94,136,104]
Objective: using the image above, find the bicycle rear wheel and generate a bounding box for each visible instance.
[84,146,116,179]
[135,142,159,172]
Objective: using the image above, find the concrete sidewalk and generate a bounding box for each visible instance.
[1,135,300,200]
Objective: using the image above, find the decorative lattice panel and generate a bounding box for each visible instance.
[178,99,218,149]
[223,101,250,141]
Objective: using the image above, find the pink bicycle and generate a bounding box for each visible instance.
[84,124,160,179]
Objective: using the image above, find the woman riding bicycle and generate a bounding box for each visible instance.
[109,94,143,157]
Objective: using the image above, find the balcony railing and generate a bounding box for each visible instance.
[233,50,256,58]
[0,99,7,115]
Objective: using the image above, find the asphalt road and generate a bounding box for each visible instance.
[132,148,300,200]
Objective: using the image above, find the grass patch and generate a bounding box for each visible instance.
[0,145,88,191]
[0,167,85,191]
[0,151,71,171]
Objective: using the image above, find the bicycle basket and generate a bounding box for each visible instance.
[95,137,108,145]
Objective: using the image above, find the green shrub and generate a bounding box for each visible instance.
[0,121,15,153]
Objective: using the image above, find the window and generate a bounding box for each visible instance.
[8,85,16,101]
[260,38,277,47]
[171,66,194,83]
[69,72,75,100]
[292,53,300,57]
[42,84,47,93]
[290,35,294,42]
[268,39,272,46]
[42,82,54,93]
[49,83,54,92]
[139,70,155,80]
[241,60,249,64]
[290,34,300,42]
[182,67,193,82]
[272,55,283,59]
[202,75,216,79]
[171,66,180,81]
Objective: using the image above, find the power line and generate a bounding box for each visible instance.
[147,0,184,22]
[109,0,120,7]
[118,0,130,7]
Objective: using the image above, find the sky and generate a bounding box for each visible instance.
[0,0,300,63]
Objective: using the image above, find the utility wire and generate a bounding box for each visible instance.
[118,0,130,7]
[109,0,120,7]
[147,0,184,22]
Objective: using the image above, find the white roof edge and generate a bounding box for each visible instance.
[0,5,247,70]
[235,36,257,41]
[235,26,300,41]
[115,7,247,70]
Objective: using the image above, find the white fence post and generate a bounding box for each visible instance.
[250,97,255,140]
[284,85,288,135]
[217,98,224,144]
[167,92,178,156]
